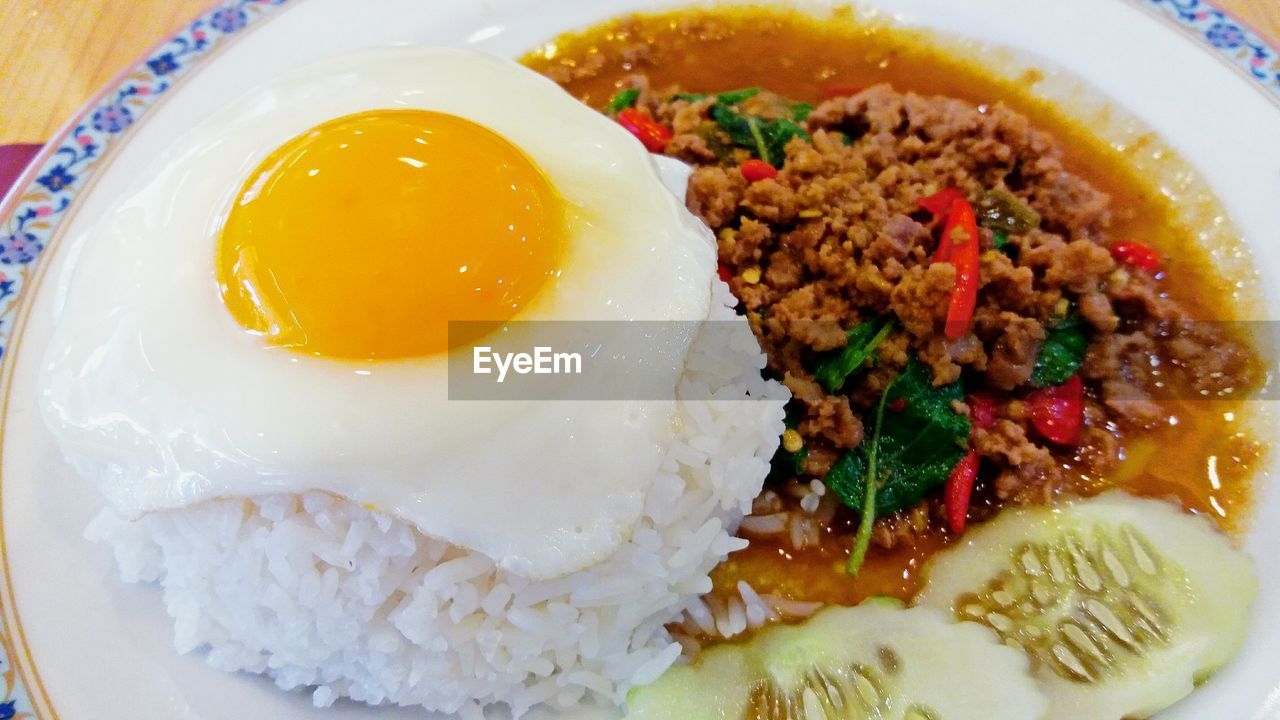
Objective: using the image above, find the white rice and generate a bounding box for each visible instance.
[666,579,818,655]
[83,280,788,718]
[737,477,839,549]
[661,474,843,651]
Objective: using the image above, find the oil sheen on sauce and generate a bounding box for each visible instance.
[522,8,1264,607]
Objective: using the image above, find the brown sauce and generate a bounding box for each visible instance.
[521,8,1264,606]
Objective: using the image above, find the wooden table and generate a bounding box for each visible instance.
[2,0,1279,145]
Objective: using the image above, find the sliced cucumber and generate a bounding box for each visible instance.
[625,599,1046,719]
[915,491,1256,720]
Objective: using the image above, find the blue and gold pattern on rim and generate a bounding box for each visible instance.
[0,0,291,363]
[0,0,1274,715]
[1148,0,1280,88]
[0,2,290,714]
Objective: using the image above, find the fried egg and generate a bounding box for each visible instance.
[40,47,716,579]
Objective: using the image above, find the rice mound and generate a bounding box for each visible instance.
[85,280,788,717]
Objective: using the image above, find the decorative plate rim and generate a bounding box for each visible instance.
[0,0,1276,717]
[0,2,291,716]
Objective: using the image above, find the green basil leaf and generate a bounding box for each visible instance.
[709,103,756,147]
[746,115,771,164]
[716,87,762,105]
[846,378,895,576]
[824,358,970,516]
[767,400,811,481]
[709,103,811,167]
[813,316,895,392]
[605,88,640,113]
[993,231,1019,260]
[759,117,809,167]
[692,123,736,162]
[1030,312,1088,388]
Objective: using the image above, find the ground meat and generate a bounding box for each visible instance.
[870,215,931,264]
[1036,238,1117,292]
[768,284,852,351]
[801,446,841,477]
[1081,331,1166,427]
[985,314,1046,390]
[1166,323,1256,395]
[742,178,799,224]
[669,97,715,134]
[871,502,936,550]
[973,420,1061,500]
[917,333,985,386]
[1078,291,1120,333]
[799,395,864,450]
[890,264,954,338]
[978,251,1040,315]
[665,133,717,163]
[686,167,745,229]
[630,79,1253,517]
[1078,399,1123,472]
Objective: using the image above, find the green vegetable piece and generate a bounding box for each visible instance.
[824,358,970,517]
[759,118,808,168]
[746,115,771,164]
[623,601,1049,720]
[846,376,895,576]
[993,231,1017,258]
[605,88,640,113]
[916,492,1256,720]
[977,189,1041,235]
[790,101,813,122]
[691,123,735,162]
[768,399,811,481]
[709,103,811,167]
[1030,312,1087,388]
[715,87,761,104]
[813,316,895,392]
[709,103,756,146]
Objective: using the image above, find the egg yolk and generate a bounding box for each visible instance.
[217,109,565,360]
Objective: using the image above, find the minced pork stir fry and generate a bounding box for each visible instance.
[601,79,1255,569]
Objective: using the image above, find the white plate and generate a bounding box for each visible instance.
[1,0,1277,718]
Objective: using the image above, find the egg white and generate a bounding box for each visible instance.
[39,47,716,579]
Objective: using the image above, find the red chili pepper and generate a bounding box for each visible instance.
[717,263,731,283]
[918,187,966,217]
[967,392,999,429]
[821,85,864,99]
[1026,374,1084,445]
[887,398,907,413]
[945,450,980,534]
[941,199,980,339]
[616,108,672,152]
[740,158,778,182]
[1110,241,1162,272]
[933,239,952,264]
